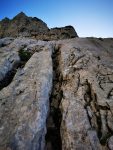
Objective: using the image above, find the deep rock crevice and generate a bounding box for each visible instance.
[45,45,63,150]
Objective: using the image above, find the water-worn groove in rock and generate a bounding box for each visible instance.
[45,45,62,150]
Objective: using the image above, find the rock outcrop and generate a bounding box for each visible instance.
[58,38,113,150]
[0,12,49,38]
[0,37,113,150]
[0,38,53,150]
[0,13,113,150]
[0,12,78,40]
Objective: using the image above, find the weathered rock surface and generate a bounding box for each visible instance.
[0,38,53,150]
[0,12,78,40]
[0,36,113,150]
[0,37,41,90]
[57,38,113,150]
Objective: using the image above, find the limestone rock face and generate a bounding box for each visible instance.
[0,12,78,40]
[0,38,53,150]
[0,36,113,150]
[57,38,113,150]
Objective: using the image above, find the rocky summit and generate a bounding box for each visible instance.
[0,12,78,40]
[0,13,113,150]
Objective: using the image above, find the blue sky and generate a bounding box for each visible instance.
[0,0,113,37]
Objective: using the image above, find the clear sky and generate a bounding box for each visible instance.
[0,0,113,37]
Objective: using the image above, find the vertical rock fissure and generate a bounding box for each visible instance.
[84,80,102,139]
[84,80,113,145]
[45,45,62,150]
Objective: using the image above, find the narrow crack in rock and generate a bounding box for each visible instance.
[84,79,113,145]
[45,44,62,150]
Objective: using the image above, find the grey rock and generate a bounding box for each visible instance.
[0,45,53,150]
[56,38,113,149]
[0,37,113,150]
[0,37,14,47]
[108,136,113,150]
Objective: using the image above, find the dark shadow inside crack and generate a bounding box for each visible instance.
[45,45,62,150]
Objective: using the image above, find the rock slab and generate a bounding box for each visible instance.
[0,37,113,150]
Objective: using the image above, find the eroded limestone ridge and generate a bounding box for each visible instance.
[0,12,78,40]
[0,37,113,150]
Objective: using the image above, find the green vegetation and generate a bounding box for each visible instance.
[19,49,32,62]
